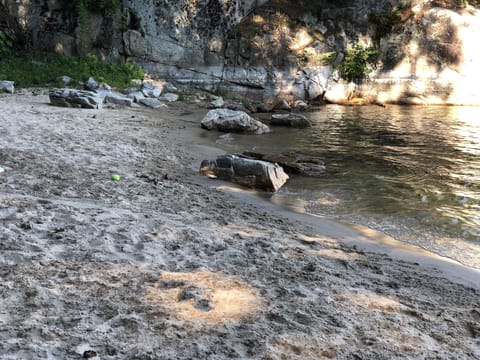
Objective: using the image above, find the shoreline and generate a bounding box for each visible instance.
[0,93,479,359]
[190,175,480,290]
[175,106,480,288]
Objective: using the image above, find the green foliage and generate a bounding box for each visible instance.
[75,0,90,54]
[0,54,144,89]
[336,44,379,83]
[0,31,14,57]
[72,0,122,53]
[212,84,231,98]
[299,51,336,66]
[368,10,403,43]
[88,0,122,15]
[72,0,122,15]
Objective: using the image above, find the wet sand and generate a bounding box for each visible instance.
[0,92,479,359]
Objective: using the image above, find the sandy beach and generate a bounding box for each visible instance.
[0,92,479,359]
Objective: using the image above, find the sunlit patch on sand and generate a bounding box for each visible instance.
[144,269,265,327]
[335,290,404,313]
[313,249,363,261]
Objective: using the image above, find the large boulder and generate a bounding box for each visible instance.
[0,81,14,94]
[200,154,289,192]
[201,109,270,134]
[270,113,311,128]
[49,88,103,109]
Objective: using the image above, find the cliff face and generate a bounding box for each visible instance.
[1,0,480,104]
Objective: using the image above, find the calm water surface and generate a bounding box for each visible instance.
[204,105,480,269]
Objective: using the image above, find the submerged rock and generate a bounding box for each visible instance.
[200,154,289,192]
[270,113,311,128]
[201,109,270,134]
[49,88,103,109]
[243,151,326,176]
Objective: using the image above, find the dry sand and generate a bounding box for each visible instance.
[0,91,479,359]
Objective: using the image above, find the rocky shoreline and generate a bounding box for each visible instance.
[0,92,479,359]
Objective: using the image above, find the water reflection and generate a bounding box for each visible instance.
[206,105,480,268]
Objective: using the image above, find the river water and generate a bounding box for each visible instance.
[203,105,480,269]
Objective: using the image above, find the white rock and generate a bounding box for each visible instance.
[201,109,270,134]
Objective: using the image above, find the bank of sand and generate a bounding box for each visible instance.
[0,92,479,359]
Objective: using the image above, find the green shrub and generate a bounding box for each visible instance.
[0,31,14,57]
[336,44,379,83]
[0,54,144,89]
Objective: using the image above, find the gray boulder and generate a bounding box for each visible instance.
[126,91,145,103]
[161,93,179,102]
[84,77,100,91]
[0,81,14,94]
[49,88,103,109]
[201,109,270,134]
[141,82,162,98]
[270,113,311,128]
[163,82,178,93]
[140,98,166,109]
[105,93,134,107]
[200,154,289,192]
[208,96,225,108]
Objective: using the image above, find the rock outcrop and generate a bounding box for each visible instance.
[200,154,289,192]
[201,109,270,134]
[3,1,480,105]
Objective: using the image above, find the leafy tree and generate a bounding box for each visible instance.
[336,44,379,83]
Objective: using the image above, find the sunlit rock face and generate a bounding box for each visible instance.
[366,5,480,105]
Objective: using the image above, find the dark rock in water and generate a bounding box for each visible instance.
[201,109,270,134]
[293,100,308,111]
[274,99,292,111]
[200,154,289,192]
[49,88,103,109]
[270,113,311,128]
[243,151,326,176]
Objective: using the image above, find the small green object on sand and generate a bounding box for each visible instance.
[112,174,121,181]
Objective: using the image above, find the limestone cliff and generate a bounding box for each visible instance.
[1,0,479,104]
